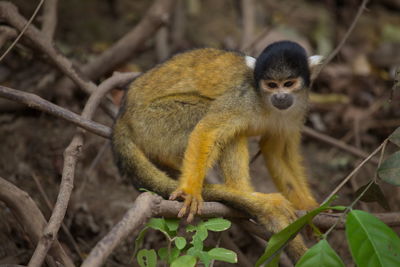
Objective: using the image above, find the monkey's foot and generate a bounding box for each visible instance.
[292,197,318,211]
[169,189,203,223]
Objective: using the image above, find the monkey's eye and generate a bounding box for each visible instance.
[267,82,278,88]
[284,81,294,87]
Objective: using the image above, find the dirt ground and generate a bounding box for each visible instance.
[1,0,400,266]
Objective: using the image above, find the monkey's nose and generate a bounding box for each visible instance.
[271,93,293,110]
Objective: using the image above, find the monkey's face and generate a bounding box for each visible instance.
[259,77,305,110]
[254,41,312,112]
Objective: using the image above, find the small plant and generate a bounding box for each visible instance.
[135,217,237,267]
[256,126,400,267]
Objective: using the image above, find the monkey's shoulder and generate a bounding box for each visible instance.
[129,48,254,103]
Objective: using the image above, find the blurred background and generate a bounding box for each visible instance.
[1,0,399,266]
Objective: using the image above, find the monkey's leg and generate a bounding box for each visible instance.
[170,114,246,222]
[202,187,307,262]
[260,132,318,210]
[219,136,254,192]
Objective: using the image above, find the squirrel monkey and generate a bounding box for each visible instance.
[112,41,322,261]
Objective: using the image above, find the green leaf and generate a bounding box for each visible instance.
[295,239,345,267]
[186,224,197,232]
[389,127,400,147]
[171,255,196,267]
[147,218,167,232]
[255,197,338,267]
[355,182,390,211]
[198,251,212,267]
[147,218,170,239]
[134,227,149,256]
[378,151,400,186]
[203,218,231,232]
[346,210,400,267]
[208,248,237,263]
[193,225,208,242]
[158,247,180,264]
[157,247,168,261]
[137,249,157,267]
[165,219,180,232]
[175,237,187,250]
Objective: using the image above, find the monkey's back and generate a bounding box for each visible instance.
[127,48,253,105]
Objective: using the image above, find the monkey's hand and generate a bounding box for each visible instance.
[169,188,203,223]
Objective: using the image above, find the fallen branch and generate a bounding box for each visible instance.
[312,0,370,81]
[0,85,111,138]
[0,2,97,95]
[27,72,133,267]
[41,0,58,40]
[82,192,400,267]
[0,0,44,62]
[55,0,176,95]
[0,177,74,267]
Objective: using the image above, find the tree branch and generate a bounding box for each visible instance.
[55,0,176,95]
[0,2,97,95]
[27,72,133,267]
[0,85,111,138]
[41,0,58,40]
[0,177,74,267]
[82,192,400,267]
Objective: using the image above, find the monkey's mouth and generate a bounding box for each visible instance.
[271,93,294,110]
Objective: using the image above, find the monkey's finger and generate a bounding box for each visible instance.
[169,190,183,201]
[197,200,203,215]
[178,195,192,218]
[187,200,198,223]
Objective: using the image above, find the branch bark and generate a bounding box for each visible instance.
[82,192,400,267]
[0,2,97,95]
[0,177,74,267]
[27,72,134,267]
[41,0,58,40]
[55,0,176,95]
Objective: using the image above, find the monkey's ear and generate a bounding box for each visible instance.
[308,55,324,79]
[245,56,256,69]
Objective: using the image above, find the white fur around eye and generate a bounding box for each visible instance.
[245,56,256,69]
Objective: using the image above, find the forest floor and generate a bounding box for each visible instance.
[1,0,399,266]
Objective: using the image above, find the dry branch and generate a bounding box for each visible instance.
[0,2,97,95]
[240,0,255,50]
[312,0,370,81]
[0,85,111,138]
[0,0,44,62]
[0,177,74,267]
[41,0,58,40]
[27,72,133,267]
[83,192,400,267]
[55,0,176,95]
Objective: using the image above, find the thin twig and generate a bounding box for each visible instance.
[303,126,379,165]
[28,72,134,267]
[0,85,111,138]
[312,0,370,81]
[0,177,74,267]
[0,2,97,94]
[0,0,44,62]
[322,140,387,203]
[55,0,176,95]
[32,173,84,260]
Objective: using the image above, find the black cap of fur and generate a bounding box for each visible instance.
[254,41,310,88]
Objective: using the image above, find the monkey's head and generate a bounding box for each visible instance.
[254,41,320,111]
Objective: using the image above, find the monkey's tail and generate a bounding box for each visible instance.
[111,121,178,199]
